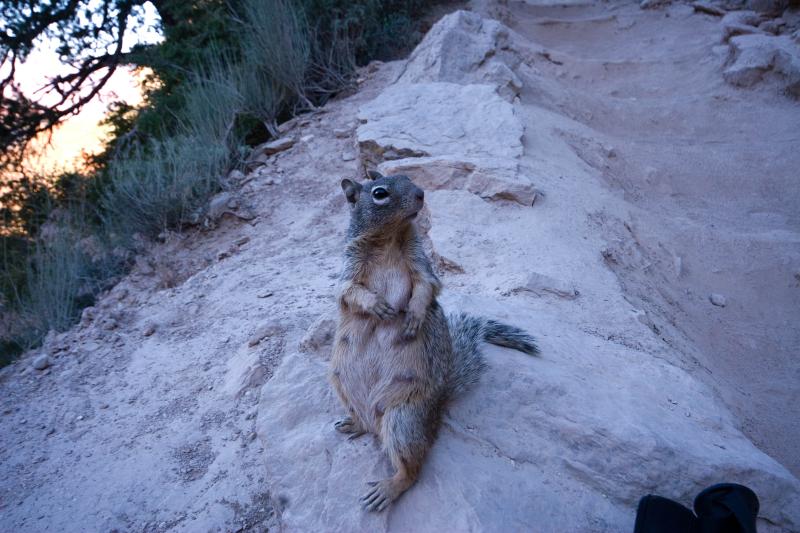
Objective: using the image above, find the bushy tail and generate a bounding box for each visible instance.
[446,313,539,397]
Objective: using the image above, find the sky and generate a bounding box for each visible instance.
[11,1,162,174]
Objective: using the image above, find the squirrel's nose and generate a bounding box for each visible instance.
[415,187,424,201]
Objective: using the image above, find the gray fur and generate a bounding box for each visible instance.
[447,313,539,397]
[331,171,538,512]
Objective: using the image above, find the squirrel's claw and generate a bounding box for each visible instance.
[334,416,363,435]
[361,480,396,512]
[370,299,397,320]
[402,312,422,339]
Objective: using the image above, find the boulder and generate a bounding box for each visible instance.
[358,83,535,205]
[724,34,800,94]
[358,82,522,164]
[398,10,526,100]
[721,11,767,42]
[378,156,537,206]
[256,329,800,531]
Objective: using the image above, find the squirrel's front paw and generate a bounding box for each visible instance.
[402,311,423,339]
[369,298,397,320]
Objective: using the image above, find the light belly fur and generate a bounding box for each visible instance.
[334,262,415,432]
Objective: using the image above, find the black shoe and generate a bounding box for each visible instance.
[634,483,759,533]
[693,483,759,533]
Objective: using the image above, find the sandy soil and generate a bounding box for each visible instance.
[505,0,799,476]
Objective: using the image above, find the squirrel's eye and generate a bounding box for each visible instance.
[372,187,389,200]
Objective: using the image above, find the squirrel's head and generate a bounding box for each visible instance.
[341,170,425,238]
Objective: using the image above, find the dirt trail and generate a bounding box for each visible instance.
[506,0,800,476]
[1,1,799,532]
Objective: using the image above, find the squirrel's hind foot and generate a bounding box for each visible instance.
[334,416,366,439]
[361,478,407,512]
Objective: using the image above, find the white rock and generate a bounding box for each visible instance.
[298,312,337,357]
[358,83,534,205]
[692,1,726,16]
[256,137,295,156]
[721,11,766,42]
[517,272,579,299]
[379,156,537,206]
[710,293,728,306]
[358,83,522,164]
[32,355,51,371]
[398,10,525,101]
[724,34,800,94]
[207,192,235,221]
[227,169,245,183]
[257,341,800,531]
[248,321,283,347]
[722,11,762,31]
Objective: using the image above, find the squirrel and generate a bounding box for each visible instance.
[330,170,539,512]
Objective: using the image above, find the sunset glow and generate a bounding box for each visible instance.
[7,2,161,175]
[23,65,146,174]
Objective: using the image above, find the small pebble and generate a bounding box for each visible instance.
[709,293,727,307]
[32,355,51,371]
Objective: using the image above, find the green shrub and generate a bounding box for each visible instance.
[101,134,229,240]
[20,230,93,340]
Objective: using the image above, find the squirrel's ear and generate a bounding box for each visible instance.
[341,179,362,204]
[365,170,383,181]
